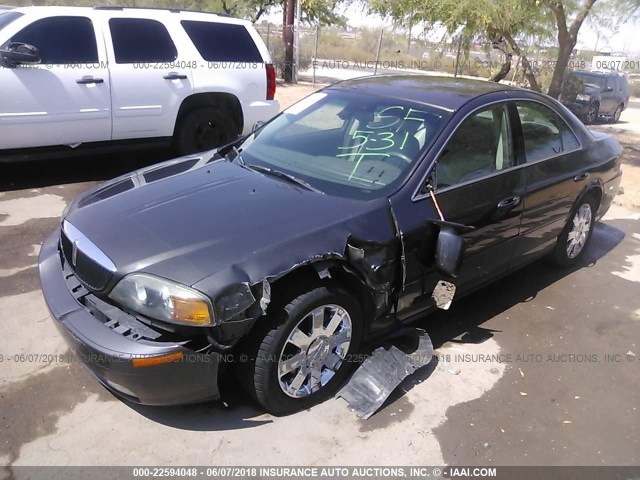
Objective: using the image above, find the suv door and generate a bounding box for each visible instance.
[0,15,111,150]
[390,102,525,320]
[510,100,585,268]
[600,76,617,115]
[103,16,193,140]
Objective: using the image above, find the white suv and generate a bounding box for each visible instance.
[0,6,279,159]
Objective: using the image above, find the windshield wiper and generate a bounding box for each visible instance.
[248,164,322,193]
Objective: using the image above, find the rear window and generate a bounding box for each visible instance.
[109,18,177,63]
[181,20,262,62]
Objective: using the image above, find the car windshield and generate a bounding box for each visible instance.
[0,11,22,32]
[236,89,450,199]
[573,72,607,90]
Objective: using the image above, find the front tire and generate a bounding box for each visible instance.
[551,196,597,268]
[583,102,599,125]
[174,106,237,155]
[238,285,363,415]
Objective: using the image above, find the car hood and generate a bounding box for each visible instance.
[63,154,396,294]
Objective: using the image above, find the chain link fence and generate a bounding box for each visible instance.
[255,23,638,92]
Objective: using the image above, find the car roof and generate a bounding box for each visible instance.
[11,5,242,22]
[328,74,525,111]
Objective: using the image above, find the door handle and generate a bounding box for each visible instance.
[574,172,590,182]
[76,77,104,85]
[497,196,520,208]
[163,73,188,80]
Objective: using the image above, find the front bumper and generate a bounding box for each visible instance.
[38,228,221,405]
[563,100,589,117]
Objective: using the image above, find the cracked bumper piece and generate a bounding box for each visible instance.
[336,328,433,419]
[38,229,220,406]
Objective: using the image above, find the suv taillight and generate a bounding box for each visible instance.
[266,63,276,101]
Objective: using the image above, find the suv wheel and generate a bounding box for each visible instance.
[551,195,597,268]
[611,104,623,124]
[238,285,362,415]
[583,102,599,125]
[175,106,237,155]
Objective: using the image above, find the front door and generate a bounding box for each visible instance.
[0,15,111,150]
[391,102,525,320]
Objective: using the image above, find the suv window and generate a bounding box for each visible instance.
[109,18,177,63]
[0,11,23,32]
[8,16,97,64]
[515,102,579,162]
[181,21,262,62]
[436,104,513,189]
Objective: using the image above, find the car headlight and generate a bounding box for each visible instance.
[576,94,591,101]
[109,274,214,326]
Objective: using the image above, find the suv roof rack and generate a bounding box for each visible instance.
[92,6,231,17]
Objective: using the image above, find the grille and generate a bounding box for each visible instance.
[60,229,113,292]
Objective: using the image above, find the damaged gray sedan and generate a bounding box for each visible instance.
[39,75,622,414]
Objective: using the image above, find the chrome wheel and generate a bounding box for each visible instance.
[566,203,592,259]
[278,304,352,398]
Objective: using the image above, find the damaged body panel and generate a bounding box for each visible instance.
[39,75,622,410]
[337,328,434,419]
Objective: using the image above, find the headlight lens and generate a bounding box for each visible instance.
[576,94,591,101]
[109,274,214,326]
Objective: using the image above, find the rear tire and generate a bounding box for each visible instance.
[611,104,623,124]
[237,285,363,415]
[551,195,598,268]
[174,106,237,155]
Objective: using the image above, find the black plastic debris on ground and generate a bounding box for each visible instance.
[336,328,434,419]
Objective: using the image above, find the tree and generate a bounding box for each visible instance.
[370,0,554,91]
[545,0,598,98]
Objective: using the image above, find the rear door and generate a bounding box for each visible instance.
[0,14,111,149]
[392,102,525,319]
[600,76,617,114]
[103,15,193,140]
[510,100,585,267]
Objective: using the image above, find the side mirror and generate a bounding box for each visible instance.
[605,86,613,92]
[0,42,41,67]
[252,121,265,132]
[435,225,465,278]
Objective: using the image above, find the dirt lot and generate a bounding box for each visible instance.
[0,82,639,471]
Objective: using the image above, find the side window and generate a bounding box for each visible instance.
[181,21,262,62]
[606,76,615,91]
[9,16,97,64]
[436,104,513,189]
[109,18,177,63]
[515,102,579,163]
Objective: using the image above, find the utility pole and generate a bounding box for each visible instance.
[374,29,383,75]
[294,0,301,83]
[283,0,295,83]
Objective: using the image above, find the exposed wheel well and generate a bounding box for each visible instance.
[174,93,243,137]
[265,261,376,324]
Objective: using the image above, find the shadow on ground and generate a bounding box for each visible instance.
[0,147,173,191]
